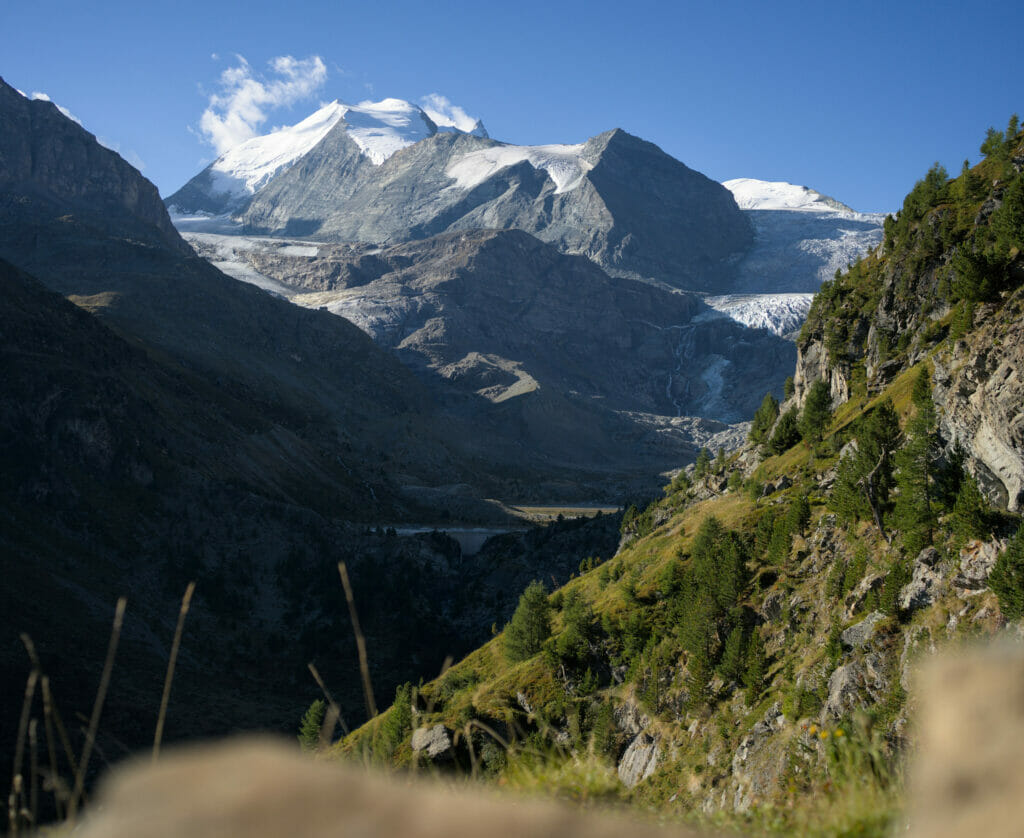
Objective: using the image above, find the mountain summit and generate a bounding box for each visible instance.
[168,104,751,289]
[168,97,487,215]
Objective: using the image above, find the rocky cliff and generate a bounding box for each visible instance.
[796,127,1024,510]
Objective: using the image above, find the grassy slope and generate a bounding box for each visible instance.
[332,122,1024,836]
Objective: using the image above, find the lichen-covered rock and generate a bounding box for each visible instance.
[825,654,888,719]
[730,702,787,812]
[954,538,1005,592]
[617,733,660,787]
[840,611,885,651]
[613,698,650,736]
[900,547,947,612]
[410,725,453,760]
[844,573,884,619]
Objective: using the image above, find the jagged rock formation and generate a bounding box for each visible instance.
[169,107,752,289]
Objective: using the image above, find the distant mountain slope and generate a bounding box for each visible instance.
[722,178,885,294]
[185,228,797,428]
[168,102,752,290]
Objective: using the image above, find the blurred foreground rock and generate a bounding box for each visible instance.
[908,643,1024,838]
[77,737,707,838]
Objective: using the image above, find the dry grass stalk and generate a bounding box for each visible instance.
[69,596,126,822]
[338,562,377,719]
[42,676,80,808]
[152,581,196,762]
[28,719,38,829]
[10,669,38,808]
[307,661,349,747]
[41,676,64,821]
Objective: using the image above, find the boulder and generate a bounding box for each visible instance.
[840,611,885,651]
[410,725,453,761]
[954,538,1004,592]
[900,547,947,612]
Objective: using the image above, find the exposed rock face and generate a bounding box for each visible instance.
[825,654,888,719]
[932,308,1024,511]
[840,611,885,651]
[900,547,948,612]
[0,78,186,254]
[211,228,795,422]
[617,733,660,787]
[730,703,787,812]
[954,538,1005,592]
[172,124,752,290]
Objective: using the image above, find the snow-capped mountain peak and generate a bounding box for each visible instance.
[180,97,487,213]
[722,178,855,214]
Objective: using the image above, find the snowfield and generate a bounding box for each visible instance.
[723,178,855,213]
[446,143,593,194]
[721,178,886,294]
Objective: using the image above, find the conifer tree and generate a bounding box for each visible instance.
[743,630,767,706]
[953,472,991,545]
[990,526,1024,620]
[298,699,326,752]
[830,399,901,529]
[894,369,940,554]
[800,379,833,445]
[719,625,747,683]
[768,408,801,455]
[504,580,551,662]
[694,447,712,478]
[749,392,779,444]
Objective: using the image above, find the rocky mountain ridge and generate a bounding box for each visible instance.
[169,110,752,290]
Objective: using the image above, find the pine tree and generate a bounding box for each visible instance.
[953,472,991,545]
[298,698,326,752]
[880,558,910,616]
[378,682,413,756]
[718,626,747,683]
[686,640,713,710]
[694,447,712,478]
[504,580,551,662]
[800,379,833,445]
[788,495,811,537]
[830,400,901,530]
[768,408,801,455]
[990,526,1024,620]
[743,630,767,706]
[784,376,795,400]
[894,369,939,554]
[749,392,780,444]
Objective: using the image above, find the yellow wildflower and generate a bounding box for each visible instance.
[819,730,830,740]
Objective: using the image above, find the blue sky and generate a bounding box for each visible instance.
[3,0,1021,211]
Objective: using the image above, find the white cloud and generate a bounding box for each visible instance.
[30,91,83,126]
[198,54,328,154]
[420,93,479,132]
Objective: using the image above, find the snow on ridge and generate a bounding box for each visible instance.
[208,101,347,202]
[723,178,854,214]
[203,97,488,205]
[446,143,593,194]
[338,98,435,165]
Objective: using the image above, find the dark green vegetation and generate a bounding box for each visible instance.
[337,116,1024,837]
[0,75,629,806]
